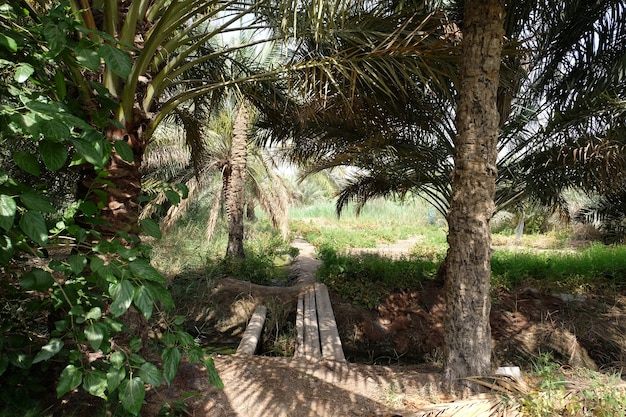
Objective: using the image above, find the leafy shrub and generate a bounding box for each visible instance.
[0,5,218,414]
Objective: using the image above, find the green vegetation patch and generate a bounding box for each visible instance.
[491,243,626,293]
[290,198,442,252]
[316,245,439,308]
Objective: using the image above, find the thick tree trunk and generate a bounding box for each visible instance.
[225,104,249,258]
[442,0,505,392]
[78,122,147,242]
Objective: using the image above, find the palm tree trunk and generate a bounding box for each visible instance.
[442,0,505,392]
[78,123,147,242]
[225,103,249,258]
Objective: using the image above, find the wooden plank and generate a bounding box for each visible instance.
[236,305,267,355]
[303,287,321,358]
[295,293,305,358]
[314,283,345,361]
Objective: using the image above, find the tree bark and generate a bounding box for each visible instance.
[225,103,249,258]
[442,0,505,392]
[78,120,147,242]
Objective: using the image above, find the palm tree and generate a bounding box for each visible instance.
[441,0,504,391]
[224,102,249,257]
[270,0,625,225]
[140,106,292,251]
[19,0,289,241]
[260,0,624,390]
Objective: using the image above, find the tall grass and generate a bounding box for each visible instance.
[317,245,439,308]
[152,213,293,288]
[492,243,626,292]
[290,198,444,251]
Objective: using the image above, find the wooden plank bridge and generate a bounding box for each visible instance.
[237,283,345,361]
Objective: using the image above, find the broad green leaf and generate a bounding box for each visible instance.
[205,358,224,388]
[75,39,100,71]
[69,254,87,274]
[120,377,145,415]
[129,259,165,283]
[133,285,154,320]
[138,362,161,386]
[41,118,71,143]
[99,44,131,79]
[107,367,125,392]
[110,280,134,317]
[145,282,174,312]
[164,190,180,205]
[0,235,13,265]
[19,211,48,246]
[70,137,104,168]
[85,322,105,351]
[32,338,64,364]
[114,140,134,163]
[69,305,85,317]
[117,246,138,261]
[129,337,143,353]
[9,352,31,369]
[109,351,125,369]
[11,112,40,137]
[0,194,16,231]
[24,100,59,114]
[79,200,98,216]
[187,346,204,364]
[176,331,196,348]
[57,364,82,398]
[90,257,105,273]
[161,332,176,348]
[40,140,68,171]
[161,347,181,385]
[129,353,145,366]
[20,268,54,291]
[14,151,40,176]
[176,183,189,199]
[0,33,17,52]
[43,21,67,57]
[140,218,162,239]
[20,191,56,213]
[14,63,34,83]
[83,370,107,399]
[85,307,102,320]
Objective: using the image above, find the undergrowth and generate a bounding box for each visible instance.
[491,243,626,292]
[316,245,439,309]
[519,353,626,417]
[290,198,442,252]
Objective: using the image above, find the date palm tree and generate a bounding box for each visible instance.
[273,0,625,224]
[19,0,288,241]
[442,0,504,390]
[141,104,292,255]
[260,0,624,389]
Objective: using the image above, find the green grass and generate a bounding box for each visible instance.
[155,196,626,307]
[317,245,440,308]
[491,243,626,292]
[290,197,444,252]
